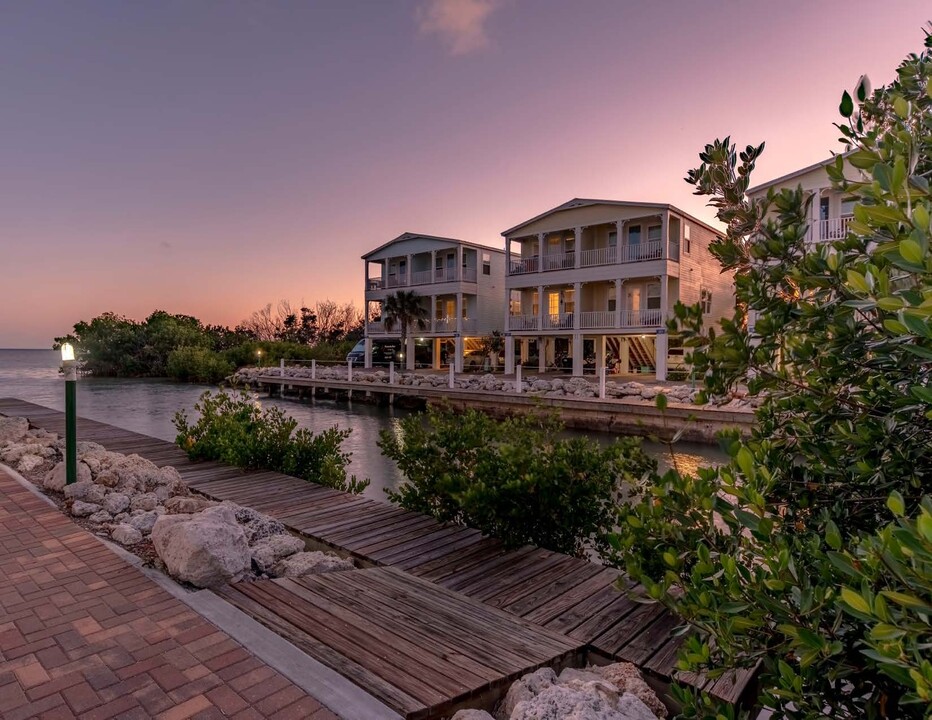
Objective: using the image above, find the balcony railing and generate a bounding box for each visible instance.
[543,312,574,330]
[386,275,408,288]
[510,257,539,274]
[462,267,478,282]
[580,247,616,267]
[619,241,663,263]
[434,317,457,332]
[367,278,383,291]
[508,314,539,331]
[433,267,458,283]
[579,310,616,329]
[411,269,433,286]
[462,318,477,334]
[816,217,852,241]
[367,321,386,334]
[541,252,575,271]
[620,308,663,327]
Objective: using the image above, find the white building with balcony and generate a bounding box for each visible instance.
[363,232,505,371]
[746,156,855,242]
[502,199,735,380]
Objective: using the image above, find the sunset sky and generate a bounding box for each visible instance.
[2,0,929,347]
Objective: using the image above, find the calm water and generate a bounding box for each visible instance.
[0,349,725,502]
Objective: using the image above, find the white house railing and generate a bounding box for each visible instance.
[620,308,664,327]
[816,217,852,241]
[543,312,574,330]
[541,252,575,271]
[579,311,616,329]
[434,317,457,332]
[580,247,616,267]
[618,241,663,263]
[367,278,383,291]
[367,321,387,334]
[508,314,539,331]
[510,257,539,274]
[386,274,408,288]
[462,267,478,282]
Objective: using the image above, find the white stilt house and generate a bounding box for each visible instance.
[502,199,734,380]
[363,233,505,371]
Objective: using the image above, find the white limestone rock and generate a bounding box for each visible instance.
[102,492,131,515]
[594,663,667,719]
[498,667,557,719]
[127,509,162,535]
[0,416,29,444]
[164,495,214,514]
[271,551,354,578]
[251,534,305,573]
[17,454,46,473]
[43,461,92,493]
[87,510,113,524]
[510,684,627,720]
[151,505,250,588]
[64,480,106,504]
[111,523,143,546]
[130,492,159,512]
[451,711,495,720]
[71,500,102,517]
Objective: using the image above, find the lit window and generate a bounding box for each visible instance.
[509,290,522,315]
[548,292,560,316]
[563,288,575,314]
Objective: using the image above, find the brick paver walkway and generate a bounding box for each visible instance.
[0,469,339,720]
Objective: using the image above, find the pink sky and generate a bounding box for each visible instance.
[2,0,929,347]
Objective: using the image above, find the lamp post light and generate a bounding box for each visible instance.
[256,349,263,368]
[60,343,77,485]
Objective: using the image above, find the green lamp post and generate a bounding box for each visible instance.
[61,342,77,485]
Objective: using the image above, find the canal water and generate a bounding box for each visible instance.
[0,349,726,502]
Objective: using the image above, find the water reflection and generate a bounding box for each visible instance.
[0,349,726,503]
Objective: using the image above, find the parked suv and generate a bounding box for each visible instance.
[345,340,399,366]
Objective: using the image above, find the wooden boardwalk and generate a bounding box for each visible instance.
[216,567,585,719]
[0,398,755,715]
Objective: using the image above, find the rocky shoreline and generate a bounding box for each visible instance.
[231,365,756,411]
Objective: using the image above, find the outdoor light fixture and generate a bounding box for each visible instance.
[256,349,263,367]
[61,343,77,485]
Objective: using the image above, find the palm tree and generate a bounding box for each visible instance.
[382,291,429,368]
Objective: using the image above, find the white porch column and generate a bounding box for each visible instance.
[614,279,624,328]
[363,261,370,337]
[430,294,437,333]
[574,226,582,269]
[405,336,415,371]
[573,282,581,330]
[616,220,626,264]
[505,237,511,275]
[538,338,547,374]
[572,334,583,377]
[430,250,437,281]
[538,232,546,267]
[655,331,668,381]
[596,335,606,373]
[454,335,464,373]
[660,274,669,323]
[406,254,413,286]
[456,292,464,333]
[537,285,545,331]
[661,211,669,259]
[364,338,373,369]
[457,245,464,281]
[505,335,515,374]
[809,189,822,243]
[520,339,529,364]
[620,338,630,375]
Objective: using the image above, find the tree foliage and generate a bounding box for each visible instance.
[382,291,429,355]
[174,390,368,494]
[380,405,656,557]
[610,29,932,719]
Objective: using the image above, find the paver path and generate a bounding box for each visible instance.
[0,468,339,720]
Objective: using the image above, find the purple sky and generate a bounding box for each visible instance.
[2,0,929,347]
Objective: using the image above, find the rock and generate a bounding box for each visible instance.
[251,534,305,573]
[595,663,667,718]
[17,454,46,473]
[127,510,162,535]
[164,496,214,514]
[615,694,658,720]
[87,510,113,524]
[510,684,627,720]
[130,493,159,512]
[0,416,29,444]
[111,524,143,546]
[64,480,106,504]
[113,512,129,523]
[150,506,250,588]
[94,470,120,488]
[102,492,130,515]
[71,500,102,517]
[452,711,495,720]
[271,551,353,578]
[42,461,91,492]
[229,503,287,543]
[499,667,557,719]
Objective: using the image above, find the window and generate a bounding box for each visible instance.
[700,289,712,314]
[563,288,575,314]
[532,291,539,316]
[608,298,617,312]
[627,225,642,245]
[482,252,491,275]
[820,197,830,221]
[509,290,522,315]
[548,292,560,316]
[608,230,617,248]
[841,199,856,217]
[646,283,661,310]
[647,225,662,243]
[684,225,692,254]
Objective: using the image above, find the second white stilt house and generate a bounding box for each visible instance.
[363,232,505,372]
[502,199,734,380]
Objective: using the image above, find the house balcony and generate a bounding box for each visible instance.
[815,217,852,241]
[367,278,383,291]
[509,240,667,275]
[507,308,665,332]
[386,275,408,289]
[368,318,478,336]
[434,316,457,332]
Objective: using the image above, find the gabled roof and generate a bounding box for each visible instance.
[501,198,723,238]
[746,150,855,195]
[361,232,504,260]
